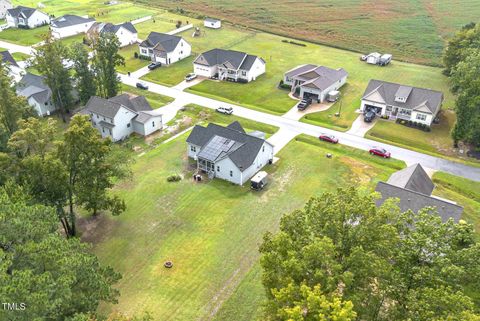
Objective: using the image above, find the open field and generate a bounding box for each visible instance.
[0,25,49,45]
[117,45,150,74]
[87,130,404,320]
[141,0,480,66]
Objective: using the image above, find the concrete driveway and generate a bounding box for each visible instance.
[130,66,151,79]
[283,101,335,121]
[267,128,298,155]
[0,40,36,55]
[173,77,205,91]
[347,114,377,137]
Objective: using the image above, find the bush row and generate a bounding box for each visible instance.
[281,39,306,47]
[397,119,431,132]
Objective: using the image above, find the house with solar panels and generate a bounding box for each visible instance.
[186,121,274,185]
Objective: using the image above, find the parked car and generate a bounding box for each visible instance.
[319,133,339,144]
[148,62,161,70]
[251,171,268,190]
[369,147,391,158]
[297,98,312,111]
[185,73,197,82]
[364,110,376,122]
[216,106,233,115]
[136,82,149,90]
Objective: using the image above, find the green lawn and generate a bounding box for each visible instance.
[117,45,150,74]
[0,25,49,45]
[58,33,86,48]
[185,31,452,126]
[89,131,403,320]
[120,83,174,108]
[142,56,194,86]
[11,52,31,61]
[134,18,176,39]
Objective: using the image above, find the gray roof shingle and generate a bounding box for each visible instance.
[89,21,137,36]
[84,94,153,119]
[387,163,434,196]
[375,182,463,223]
[287,65,348,91]
[0,50,19,67]
[362,79,443,114]
[194,49,263,71]
[186,122,272,171]
[17,73,51,104]
[51,14,94,28]
[140,32,182,52]
[7,6,37,19]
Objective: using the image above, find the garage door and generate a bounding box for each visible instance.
[303,92,319,102]
[364,104,382,114]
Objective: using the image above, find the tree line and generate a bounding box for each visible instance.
[443,22,480,149]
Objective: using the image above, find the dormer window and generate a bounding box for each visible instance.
[394,86,413,103]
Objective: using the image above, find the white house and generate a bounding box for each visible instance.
[186,121,274,185]
[193,49,265,82]
[0,0,13,19]
[82,94,162,141]
[50,14,95,39]
[139,32,191,65]
[1,50,24,82]
[16,73,57,116]
[204,18,221,29]
[6,6,50,29]
[87,22,137,47]
[360,79,443,126]
[283,64,348,103]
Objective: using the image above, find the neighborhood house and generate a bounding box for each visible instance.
[376,163,463,222]
[361,79,443,126]
[204,18,221,29]
[82,94,162,141]
[0,0,13,19]
[1,50,23,82]
[50,14,95,39]
[283,64,348,103]
[6,5,50,28]
[186,121,274,185]
[87,22,137,47]
[17,73,56,116]
[139,32,191,65]
[193,48,266,82]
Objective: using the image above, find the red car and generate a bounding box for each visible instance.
[319,133,339,144]
[369,147,391,158]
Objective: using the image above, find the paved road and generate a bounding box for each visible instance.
[0,40,36,55]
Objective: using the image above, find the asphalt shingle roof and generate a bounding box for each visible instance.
[84,94,153,119]
[51,14,94,28]
[17,73,51,104]
[194,49,263,71]
[287,65,348,91]
[7,6,37,19]
[89,21,137,35]
[140,32,182,52]
[362,79,443,114]
[0,50,19,67]
[186,122,271,171]
[387,163,434,196]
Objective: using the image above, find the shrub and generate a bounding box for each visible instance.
[167,174,182,182]
[134,52,138,58]
[237,78,248,84]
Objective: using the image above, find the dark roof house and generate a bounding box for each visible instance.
[285,64,348,91]
[375,164,463,222]
[0,50,19,67]
[194,48,264,71]
[362,79,443,115]
[140,32,182,52]
[7,5,36,19]
[17,73,52,105]
[51,14,94,28]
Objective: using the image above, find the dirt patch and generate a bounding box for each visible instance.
[339,157,375,185]
[78,214,117,244]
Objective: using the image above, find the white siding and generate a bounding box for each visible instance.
[412,111,434,126]
[141,115,162,136]
[204,20,221,29]
[187,143,201,159]
[28,97,56,116]
[194,63,216,77]
[26,10,50,28]
[245,58,266,82]
[111,106,136,141]
[215,157,242,185]
[116,27,137,47]
[299,75,347,102]
[51,20,95,39]
[0,0,13,19]
[152,38,191,64]
[239,141,274,185]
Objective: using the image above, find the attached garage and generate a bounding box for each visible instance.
[364,104,383,114]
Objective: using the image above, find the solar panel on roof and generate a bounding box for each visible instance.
[198,135,236,162]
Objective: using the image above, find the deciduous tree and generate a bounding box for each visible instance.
[70,43,96,104]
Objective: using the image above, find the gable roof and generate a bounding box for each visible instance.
[186,122,272,171]
[362,79,443,114]
[17,73,51,104]
[7,6,37,19]
[89,21,137,36]
[287,65,348,91]
[140,32,182,52]
[204,18,220,23]
[0,50,19,67]
[84,94,152,119]
[194,48,263,71]
[387,163,434,196]
[51,14,94,28]
[375,182,463,223]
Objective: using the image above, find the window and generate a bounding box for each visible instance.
[241,71,246,76]
[127,123,130,128]
[102,127,105,133]
[416,113,427,121]
[152,121,155,127]
[108,129,112,135]
[45,102,48,106]
[230,170,233,177]
[97,114,100,119]
[93,122,96,126]
[217,166,220,172]
[386,106,392,111]
[190,145,196,152]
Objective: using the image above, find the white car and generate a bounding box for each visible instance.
[216,106,233,115]
[185,73,197,82]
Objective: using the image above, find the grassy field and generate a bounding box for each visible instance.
[117,45,150,74]
[141,0,480,66]
[87,130,404,320]
[0,25,49,45]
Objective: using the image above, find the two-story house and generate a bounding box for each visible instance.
[193,49,266,82]
[6,6,50,29]
[82,94,162,141]
[139,32,191,65]
[50,14,95,39]
[16,73,57,116]
[87,22,137,47]
[186,121,274,185]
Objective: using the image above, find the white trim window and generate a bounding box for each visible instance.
[416,113,427,121]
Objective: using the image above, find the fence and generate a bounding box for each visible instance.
[166,24,193,35]
[131,16,152,25]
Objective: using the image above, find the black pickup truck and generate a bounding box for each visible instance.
[297,98,312,111]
